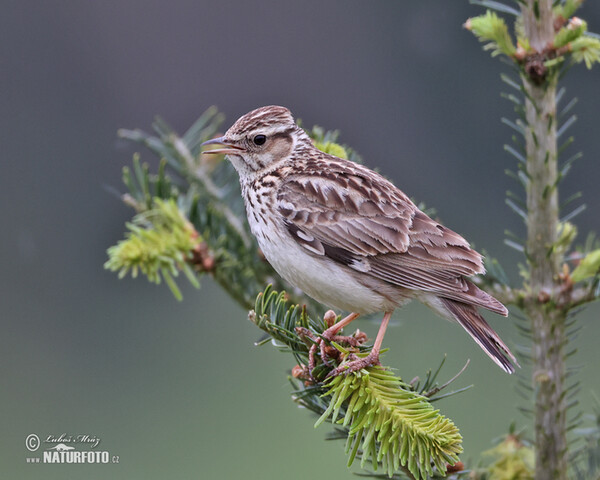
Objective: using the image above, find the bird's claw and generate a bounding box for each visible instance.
[298,324,370,381]
[325,351,381,378]
[312,331,364,373]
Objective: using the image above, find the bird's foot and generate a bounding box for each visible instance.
[297,326,369,380]
[316,329,368,371]
[326,350,381,378]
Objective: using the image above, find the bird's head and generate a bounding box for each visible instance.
[202,105,309,176]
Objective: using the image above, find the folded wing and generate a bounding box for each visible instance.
[276,157,507,316]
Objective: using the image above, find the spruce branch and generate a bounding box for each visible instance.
[118,108,251,246]
[466,4,600,85]
[104,198,202,300]
[110,109,288,308]
[317,369,462,479]
[251,286,465,480]
[464,10,517,57]
[554,0,585,21]
[102,2,600,475]
[467,1,600,479]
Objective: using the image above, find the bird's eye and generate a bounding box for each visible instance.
[253,134,267,146]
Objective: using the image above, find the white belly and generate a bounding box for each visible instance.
[252,220,398,314]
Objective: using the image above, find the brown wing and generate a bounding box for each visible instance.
[277,162,414,256]
[276,157,507,315]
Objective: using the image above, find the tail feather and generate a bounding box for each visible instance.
[441,298,518,374]
[463,281,508,316]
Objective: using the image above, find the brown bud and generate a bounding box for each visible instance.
[568,16,583,30]
[525,54,547,85]
[323,310,337,328]
[292,365,306,379]
[202,256,215,271]
[515,43,527,61]
[292,364,313,385]
[554,15,567,32]
[190,241,215,272]
[446,461,464,473]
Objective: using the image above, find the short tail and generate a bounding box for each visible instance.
[441,298,518,374]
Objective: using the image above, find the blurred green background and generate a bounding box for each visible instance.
[2,1,599,479]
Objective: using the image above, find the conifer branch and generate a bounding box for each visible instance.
[110,110,289,309]
[251,286,465,479]
[467,1,600,478]
[318,369,462,479]
[104,198,202,300]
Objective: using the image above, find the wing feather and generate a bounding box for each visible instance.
[276,157,504,314]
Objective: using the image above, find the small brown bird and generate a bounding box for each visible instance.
[203,106,517,375]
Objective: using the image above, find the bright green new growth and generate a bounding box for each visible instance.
[466,2,600,479]
[104,198,201,300]
[466,6,600,70]
[317,368,462,479]
[553,18,587,48]
[483,435,534,480]
[570,36,600,69]
[555,0,584,20]
[314,140,348,159]
[571,249,600,283]
[465,10,516,57]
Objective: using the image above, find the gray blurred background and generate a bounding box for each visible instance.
[1,1,599,479]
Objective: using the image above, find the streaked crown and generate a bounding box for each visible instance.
[226,105,295,138]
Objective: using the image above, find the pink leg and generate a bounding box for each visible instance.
[371,311,392,356]
[324,312,360,338]
[308,312,361,373]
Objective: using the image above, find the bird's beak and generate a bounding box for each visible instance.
[201,136,245,155]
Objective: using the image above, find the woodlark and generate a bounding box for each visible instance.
[202,105,517,375]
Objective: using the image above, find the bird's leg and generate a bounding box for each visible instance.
[324,312,362,337]
[307,312,361,372]
[327,311,393,377]
[319,312,361,364]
